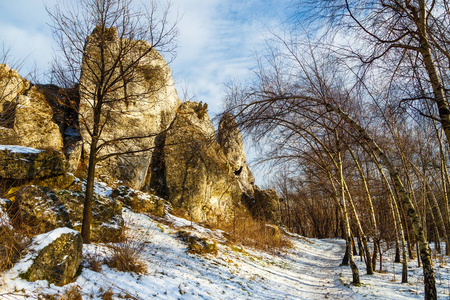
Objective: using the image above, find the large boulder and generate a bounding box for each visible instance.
[0,146,67,180]
[0,65,64,150]
[17,228,82,286]
[218,113,255,196]
[10,185,123,242]
[79,27,180,189]
[156,101,242,223]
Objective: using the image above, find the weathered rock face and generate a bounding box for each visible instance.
[17,228,82,286]
[11,186,72,234]
[11,185,123,242]
[56,189,124,242]
[111,185,166,217]
[218,113,255,196]
[244,186,281,224]
[0,146,67,180]
[157,101,242,222]
[0,64,29,103]
[79,28,180,189]
[0,65,64,150]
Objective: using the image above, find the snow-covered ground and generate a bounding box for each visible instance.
[1,185,450,299]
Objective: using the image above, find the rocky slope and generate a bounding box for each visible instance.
[0,27,281,224]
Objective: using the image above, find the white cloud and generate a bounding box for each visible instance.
[0,23,54,75]
[170,0,292,116]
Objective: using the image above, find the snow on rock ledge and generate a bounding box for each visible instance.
[0,145,67,180]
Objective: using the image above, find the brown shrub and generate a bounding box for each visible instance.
[101,288,114,300]
[63,285,83,300]
[38,285,82,300]
[104,230,147,274]
[83,252,103,272]
[0,207,31,272]
[221,213,292,252]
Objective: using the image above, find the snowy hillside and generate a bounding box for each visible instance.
[1,183,449,299]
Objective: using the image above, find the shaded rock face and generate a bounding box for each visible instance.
[0,146,67,180]
[155,101,241,223]
[18,228,82,286]
[218,113,255,196]
[244,186,281,224]
[0,65,64,150]
[11,185,123,242]
[79,28,180,189]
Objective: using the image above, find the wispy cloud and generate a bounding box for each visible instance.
[0,0,291,111]
[171,0,292,115]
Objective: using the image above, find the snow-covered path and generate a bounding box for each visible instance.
[2,204,450,299]
[271,237,358,299]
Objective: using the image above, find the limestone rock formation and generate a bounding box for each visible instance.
[218,113,255,196]
[244,186,281,224]
[0,146,67,180]
[17,228,82,286]
[56,189,124,242]
[111,185,166,217]
[157,101,241,222]
[0,64,29,103]
[0,65,64,150]
[11,185,123,242]
[79,28,180,189]
[11,186,72,235]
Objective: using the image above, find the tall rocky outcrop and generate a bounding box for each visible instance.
[0,64,64,151]
[0,30,280,224]
[79,28,180,189]
[218,113,255,196]
[218,113,281,224]
[151,101,242,223]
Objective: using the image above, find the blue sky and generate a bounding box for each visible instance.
[0,0,293,185]
[0,0,292,114]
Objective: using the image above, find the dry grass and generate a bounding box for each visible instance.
[63,285,83,300]
[83,252,103,272]
[38,285,82,300]
[101,288,114,300]
[104,230,147,274]
[0,209,31,272]
[169,204,292,253]
[221,214,292,252]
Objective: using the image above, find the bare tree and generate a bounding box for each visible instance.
[223,36,437,297]
[47,0,178,243]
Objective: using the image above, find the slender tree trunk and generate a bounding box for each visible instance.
[344,181,373,274]
[337,133,360,284]
[378,242,383,272]
[371,152,408,283]
[431,115,450,256]
[357,234,364,262]
[81,139,98,244]
[316,98,435,297]
[349,148,379,269]
[418,3,450,293]
[395,243,401,263]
